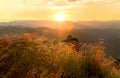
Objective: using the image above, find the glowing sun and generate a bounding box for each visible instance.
[55,13,66,21]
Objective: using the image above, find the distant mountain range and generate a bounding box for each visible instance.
[0,20,120,29]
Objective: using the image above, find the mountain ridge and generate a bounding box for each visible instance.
[0,20,120,29]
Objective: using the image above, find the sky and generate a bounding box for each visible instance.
[0,0,120,22]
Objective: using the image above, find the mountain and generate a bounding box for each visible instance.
[0,20,77,29]
[0,20,120,59]
[1,20,120,29]
[77,20,120,29]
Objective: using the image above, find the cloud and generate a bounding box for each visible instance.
[68,0,77,2]
[24,0,80,5]
[23,0,120,9]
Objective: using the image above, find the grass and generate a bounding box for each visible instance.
[0,33,120,78]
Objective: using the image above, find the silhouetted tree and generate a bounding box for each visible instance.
[62,35,80,52]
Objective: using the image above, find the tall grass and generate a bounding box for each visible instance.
[0,33,120,78]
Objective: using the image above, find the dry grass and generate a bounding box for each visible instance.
[0,33,120,78]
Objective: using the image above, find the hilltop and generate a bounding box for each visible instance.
[0,33,120,78]
[0,20,120,59]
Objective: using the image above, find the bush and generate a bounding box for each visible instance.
[0,33,119,78]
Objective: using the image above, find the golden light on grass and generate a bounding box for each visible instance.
[55,13,66,21]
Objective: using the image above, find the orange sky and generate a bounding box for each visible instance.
[0,0,120,22]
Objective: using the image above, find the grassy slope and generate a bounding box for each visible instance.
[0,26,120,59]
[0,33,120,78]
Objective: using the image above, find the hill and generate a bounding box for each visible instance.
[0,20,120,59]
[0,33,120,78]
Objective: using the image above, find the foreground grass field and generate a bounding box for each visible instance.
[0,33,120,78]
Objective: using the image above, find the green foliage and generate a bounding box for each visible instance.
[0,33,120,78]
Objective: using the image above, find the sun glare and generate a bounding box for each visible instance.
[55,13,66,21]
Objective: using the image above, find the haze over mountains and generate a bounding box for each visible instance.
[0,20,120,59]
[0,20,120,29]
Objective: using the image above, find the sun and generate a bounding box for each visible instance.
[55,13,66,21]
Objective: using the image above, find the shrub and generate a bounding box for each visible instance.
[0,33,119,78]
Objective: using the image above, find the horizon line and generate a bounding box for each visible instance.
[0,19,120,23]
